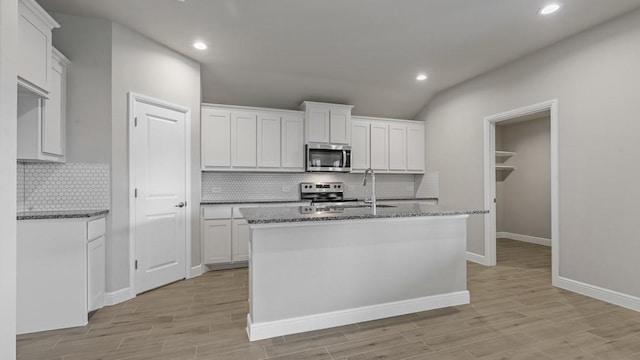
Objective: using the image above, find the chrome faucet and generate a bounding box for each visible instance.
[362,168,377,214]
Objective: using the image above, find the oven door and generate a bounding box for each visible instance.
[306,144,351,172]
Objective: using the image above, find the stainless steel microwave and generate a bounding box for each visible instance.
[306,144,351,172]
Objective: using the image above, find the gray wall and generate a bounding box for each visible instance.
[111,23,201,291]
[496,117,551,239]
[0,0,18,357]
[418,8,640,298]
[49,13,112,164]
[50,15,201,293]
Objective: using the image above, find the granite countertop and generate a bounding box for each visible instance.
[17,209,110,220]
[239,203,486,225]
[200,197,438,205]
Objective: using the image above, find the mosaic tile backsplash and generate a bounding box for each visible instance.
[201,172,439,202]
[17,163,110,212]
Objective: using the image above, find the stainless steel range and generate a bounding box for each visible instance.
[300,182,354,205]
[299,182,394,213]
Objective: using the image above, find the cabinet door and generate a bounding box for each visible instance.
[201,109,231,168]
[18,0,54,94]
[370,122,389,171]
[389,124,407,171]
[281,114,304,169]
[42,59,64,157]
[232,219,250,262]
[202,219,232,264]
[257,114,281,168]
[231,112,257,168]
[350,120,370,171]
[306,108,329,143]
[87,236,105,312]
[329,109,350,144]
[407,124,425,172]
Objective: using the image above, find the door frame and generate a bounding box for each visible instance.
[128,92,192,295]
[483,99,559,284]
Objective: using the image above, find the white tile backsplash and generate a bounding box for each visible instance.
[201,172,439,202]
[17,163,110,212]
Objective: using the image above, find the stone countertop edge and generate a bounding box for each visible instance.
[17,209,110,220]
[200,197,439,205]
[241,207,488,225]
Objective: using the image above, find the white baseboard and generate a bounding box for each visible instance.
[467,251,489,265]
[246,291,470,341]
[189,264,203,278]
[497,232,551,247]
[555,276,640,312]
[104,287,134,306]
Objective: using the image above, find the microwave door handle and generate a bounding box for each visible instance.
[342,150,347,168]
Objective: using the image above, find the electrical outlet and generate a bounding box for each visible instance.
[212,187,222,193]
[282,186,291,192]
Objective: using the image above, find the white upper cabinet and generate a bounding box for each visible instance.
[351,116,426,174]
[257,114,281,168]
[350,120,370,171]
[281,114,304,169]
[18,48,69,163]
[201,108,232,168]
[300,101,353,144]
[407,124,426,172]
[201,104,305,172]
[370,122,389,171]
[388,124,407,171]
[18,0,59,96]
[231,112,257,168]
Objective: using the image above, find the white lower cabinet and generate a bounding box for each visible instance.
[202,219,232,264]
[87,236,105,312]
[232,219,250,262]
[17,215,106,334]
[202,202,310,267]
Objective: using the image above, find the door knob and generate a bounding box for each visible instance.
[175,202,186,208]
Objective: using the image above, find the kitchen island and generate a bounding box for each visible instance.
[240,203,486,341]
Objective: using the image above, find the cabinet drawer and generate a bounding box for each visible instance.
[87,217,106,241]
[202,206,232,220]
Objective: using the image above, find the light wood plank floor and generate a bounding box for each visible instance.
[17,239,640,359]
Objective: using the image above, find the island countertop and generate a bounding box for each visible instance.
[239,203,487,224]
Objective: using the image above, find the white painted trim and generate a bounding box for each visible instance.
[496,232,551,247]
[483,100,559,287]
[247,291,470,341]
[189,264,203,278]
[202,102,304,115]
[555,276,640,312]
[103,287,134,306]
[128,92,192,296]
[466,251,489,265]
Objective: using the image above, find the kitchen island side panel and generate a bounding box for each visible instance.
[247,216,469,339]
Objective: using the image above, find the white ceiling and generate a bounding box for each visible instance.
[37,0,640,119]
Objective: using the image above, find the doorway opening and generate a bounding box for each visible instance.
[483,100,560,285]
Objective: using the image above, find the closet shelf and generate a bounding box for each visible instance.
[496,165,516,171]
[495,151,516,157]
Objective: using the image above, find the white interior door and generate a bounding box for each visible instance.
[134,99,187,294]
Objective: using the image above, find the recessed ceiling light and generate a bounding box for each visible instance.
[416,74,428,81]
[193,41,207,50]
[539,3,561,15]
